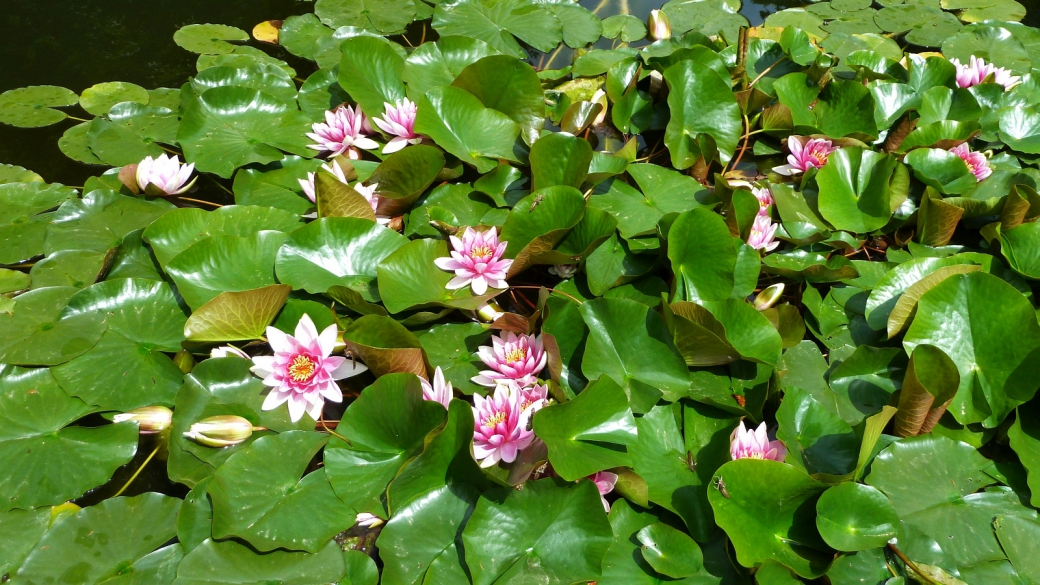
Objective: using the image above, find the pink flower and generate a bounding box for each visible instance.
[773,136,836,176]
[730,420,786,462]
[949,143,992,182]
[373,98,422,154]
[299,160,349,203]
[472,332,547,389]
[251,314,368,422]
[472,385,536,468]
[747,214,779,253]
[306,105,378,159]
[519,383,549,412]
[421,366,453,409]
[950,56,1020,90]
[433,227,513,295]
[136,154,196,195]
[752,186,773,216]
[354,182,391,225]
[589,471,618,513]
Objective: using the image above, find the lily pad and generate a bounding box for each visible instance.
[79,81,149,116]
[432,0,563,59]
[174,24,250,54]
[164,231,287,310]
[816,482,899,551]
[413,85,521,173]
[0,286,106,367]
[315,0,417,34]
[0,85,78,128]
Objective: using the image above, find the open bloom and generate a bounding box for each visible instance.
[136,154,196,195]
[434,227,513,295]
[730,421,786,462]
[306,105,378,159]
[472,385,536,468]
[589,471,619,513]
[773,136,836,175]
[373,98,422,154]
[950,56,1020,90]
[299,159,350,203]
[250,314,368,422]
[752,185,773,216]
[519,383,549,412]
[421,366,453,409]
[472,332,547,389]
[950,143,992,181]
[747,214,779,253]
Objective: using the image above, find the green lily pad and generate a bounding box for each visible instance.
[173,24,250,54]
[816,147,906,233]
[79,81,149,116]
[377,238,504,313]
[942,24,1032,74]
[432,0,563,59]
[636,522,704,578]
[315,0,416,35]
[337,36,407,117]
[44,189,175,255]
[816,482,899,551]
[184,285,292,342]
[414,85,521,173]
[192,63,298,105]
[232,156,322,215]
[668,209,740,302]
[403,36,501,101]
[601,14,646,42]
[452,55,545,143]
[0,287,106,366]
[165,231,287,310]
[663,59,741,167]
[0,365,137,510]
[28,250,106,289]
[173,538,346,585]
[0,85,78,128]
[589,164,709,239]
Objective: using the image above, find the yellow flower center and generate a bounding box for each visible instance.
[471,245,493,257]
[288,355,317,382]
[484,412,506,427]
[506,347,527,363]
[810,151,828,166]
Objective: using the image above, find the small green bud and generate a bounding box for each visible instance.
[174,350,196,374]
[184,415,263,448]
[753,283,785,311]
[113,405,173,433]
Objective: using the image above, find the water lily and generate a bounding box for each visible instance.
[355,513,385,528]
[949,143,993,182]
[136,153,196,195]
[373,98,422,154]
[753,283,785,311]
[950,55,1020,90]
[306,104,379,159]
[730,420,786,462]
[184,415,261,448]
[549,264,578,279]
[519,382,549,412]
[472,384,537,468]
[421,366,453,409]
[472,331,547,389]
[773,136,836,176]
[299,159,350,203]
[747,214,780,253]
[113,406,173,434]
[211,345,249,359]
[434,227,513,295]
[589,471,618,512]
[354,182,391,225]
[250,314,368,423]
[752,185,773,216]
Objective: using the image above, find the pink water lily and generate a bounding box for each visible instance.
[472,384,537,468]
[730,420,786,462]
[306,105,378,159]
[549,264,578,278]
[434,227,513,295]
[752,185,773,216]
[589,471,619,513]
[747,214,779,253]
[373,98,422,154]
[421,366,453,409]
[950,56,1020,90]
[251,314,368,422]
[299,160,350,203]
[773,136,836,176]
[136,154,196,195]
[354,182,391,225]
[519,383,549,412]
[472,331,547,389]
[949,143,993,182]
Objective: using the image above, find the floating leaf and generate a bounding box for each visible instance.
[432,0,563,59]
[165,231,286,311]
[174,24,250,54]
[0,86,78,128]
[184,284,292,342]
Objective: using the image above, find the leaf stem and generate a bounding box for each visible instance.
[319,414,351,445]
[887,543,942,585]
[175,196,223,208]
[66,115,90,122]
[748,58,785,89]
[113,443,161,497]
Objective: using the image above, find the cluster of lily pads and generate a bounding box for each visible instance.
[5,0,1040,583]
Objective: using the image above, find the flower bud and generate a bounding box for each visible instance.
[184,415,262,448]
[753,283,785,311]
[174,350,195,374]
[549,264,578,279]
[210,345,249,359]
[648,9,671,41]
[475,301,506,323]
[355,512,385,528]
[113,406,173,433]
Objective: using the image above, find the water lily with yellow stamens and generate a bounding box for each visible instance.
[472,331,547,389]
[471,384,536,468]
[433,226,513,295]
[250,314,368,422]
[773,136,836,176]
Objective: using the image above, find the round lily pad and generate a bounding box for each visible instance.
[174,23,250,54]
[79,81,149,116]
[0,85,78,128]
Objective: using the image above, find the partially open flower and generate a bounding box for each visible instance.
[355,512,385,528]
[519,383,549,413]
[752,185,773,216]
[747,214,780,253]
[773,136,836,176]
[421,366,453,409]
[549,264,578,279]
[373,98,422,154]
[184,415,260,448]
[472,331,547,389]
[250,314,368,422]
[211,345,249,359]
[306,105,379,159]
[136,154,196,195]
[730,420,786,462]
[589,471,619,512]
[113,406,173,434]
[434,227,513,295]
[949,143,992,182]
[299,159,350,203]
[949,55,1020,90]
[472,385,536,468]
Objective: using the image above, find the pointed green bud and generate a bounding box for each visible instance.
[174,349,195,374]
[648,9,671,41]
[113,406,173,433]
[753,283,785,311]
[184,415,263,448]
